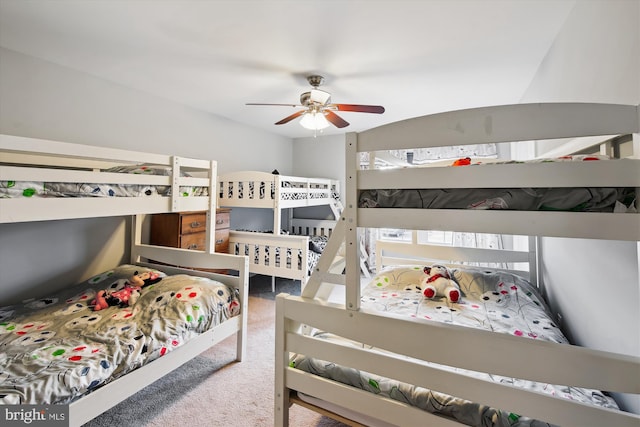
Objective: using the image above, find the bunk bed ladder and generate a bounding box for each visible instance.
[302,219,347,301]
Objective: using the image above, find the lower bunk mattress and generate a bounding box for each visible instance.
[290,265,619,427]
[0,264,240,405]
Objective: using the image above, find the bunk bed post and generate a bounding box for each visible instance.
[130,214,144,264]
[345,132,361,311]
[286,206,293,234]
[236,255,249,362]
[271,173,282,290]
[207,159,218,254]
[529,236,540,290]
[274,294,290,427]
[273,174,282,235]
[634,130,639,211]
[171,156,181,212]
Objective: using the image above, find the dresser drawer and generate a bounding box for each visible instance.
[215,209,231,230]
[180,213,207,234]
[150,210,230,256]
[180,232,206,251]
[214,228,230,253]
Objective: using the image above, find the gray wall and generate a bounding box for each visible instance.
[291,133,346,221]
[520,0,639,413]
[0,47,292,304]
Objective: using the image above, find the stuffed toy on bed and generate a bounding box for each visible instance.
[451,157,472,166]
[91,271,162,311]
[421,265,461,303]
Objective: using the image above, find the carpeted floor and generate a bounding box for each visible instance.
[82,275,349,427]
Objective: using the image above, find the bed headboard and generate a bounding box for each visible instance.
[375,233,538,285]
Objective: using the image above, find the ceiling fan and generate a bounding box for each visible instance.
[246,75,385,130]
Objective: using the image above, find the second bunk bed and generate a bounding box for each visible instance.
[0,134,249,426]
[275,103,640,427]
[218,170,346,291]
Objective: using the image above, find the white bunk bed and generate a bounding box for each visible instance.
[219,170,345,290]
[275,103,640,427]
[0,134,249,427]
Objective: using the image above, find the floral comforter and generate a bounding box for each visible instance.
[291,265,619,427]
[0,265,239,405]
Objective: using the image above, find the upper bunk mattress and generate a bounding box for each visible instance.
[291,265,619,426]
[0,264,239,405]
[358,156,636,213]
[0,165,207,199]
[359,187,632,212]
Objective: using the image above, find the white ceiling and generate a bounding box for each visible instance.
[0,0,576,139]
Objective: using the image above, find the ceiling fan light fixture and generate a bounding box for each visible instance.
[300,111,330,130]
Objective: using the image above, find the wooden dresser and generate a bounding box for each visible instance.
[212,208,231,253]
[150,207,231,255]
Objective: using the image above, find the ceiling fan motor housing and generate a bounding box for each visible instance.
[307,75,325,88]
[300,89,331,107]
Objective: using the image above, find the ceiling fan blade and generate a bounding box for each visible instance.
[333,104,385,114]
[247,103,301,107]
[325,111,350,128]
[275,110,306,125]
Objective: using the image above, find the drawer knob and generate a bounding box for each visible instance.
[216,239,224,244]
[188,244,199,249]
[216,219,224,224]
[191,221,201,228]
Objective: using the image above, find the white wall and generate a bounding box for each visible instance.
[0,47,292,304]
[520,0,639,413]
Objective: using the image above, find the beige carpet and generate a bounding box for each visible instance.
[83,276,349,427]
